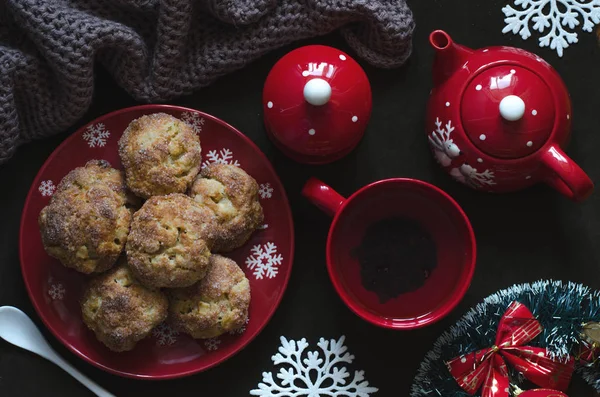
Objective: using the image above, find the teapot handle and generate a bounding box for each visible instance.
[541,145,594,202]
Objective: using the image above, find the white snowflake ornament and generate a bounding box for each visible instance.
[38,180,56,197]
[245,242,283,280]
[201,148,240,169]
[250,336,378,397]
[502,0,600,57]
[83,123,110,147]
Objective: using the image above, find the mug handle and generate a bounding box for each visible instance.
[541,144,594,202]
[302,177,346,217]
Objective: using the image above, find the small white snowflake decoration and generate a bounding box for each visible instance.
[83,123,110,148]
[181,111,205,134]
[38,180,56,197]
[502,0,600,57]
[204,337,221,351]
[48,278,65,301]
[245,242,283,280]
[259,183,274,199]
[258,224,269,230]
[201,148,241,169]
[152,323,179,346]
[250,336,378,397]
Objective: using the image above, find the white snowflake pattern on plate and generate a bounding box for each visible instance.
[180,111,205,134]
[38,180,56,197]
[245,242,283,280]
[48,278,65,300]
[201,148,240,169]
[152,323,179,346]
[229,317,249,335]
[82,123,110,148]
[502,0,600,57]
[258,183,273,199]
[250,336,378,397]
[204,337,221,351]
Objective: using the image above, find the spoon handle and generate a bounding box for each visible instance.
[47,350,115,397]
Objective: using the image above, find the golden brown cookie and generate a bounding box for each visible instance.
[38,160,134,274]
[188,164,263,252]
[168,255,250,338]
[126,193,216,288]
[81,264,168,352]
[118,113,202,199]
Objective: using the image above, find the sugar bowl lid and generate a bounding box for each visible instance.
[263,45,372,164]
[460,65,555,159]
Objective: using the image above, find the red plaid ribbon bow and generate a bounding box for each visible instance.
[446,302,575,397]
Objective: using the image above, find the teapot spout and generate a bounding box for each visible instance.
[430,30,474,87]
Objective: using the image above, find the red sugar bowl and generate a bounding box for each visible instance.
[263,45,372,164]
[302,177,476,329]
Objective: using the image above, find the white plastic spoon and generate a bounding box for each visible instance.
[0,306,115,397]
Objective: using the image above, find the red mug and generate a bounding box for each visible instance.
[302,177,477,329]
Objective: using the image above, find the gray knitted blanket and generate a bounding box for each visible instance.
[0,0,415,163]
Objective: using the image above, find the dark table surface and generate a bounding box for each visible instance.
[3,0,600,396]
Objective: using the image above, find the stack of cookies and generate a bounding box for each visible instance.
[38,113,263,352]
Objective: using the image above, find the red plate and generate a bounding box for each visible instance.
[19,105,295,379]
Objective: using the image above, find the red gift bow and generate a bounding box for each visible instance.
[446,301,575,397]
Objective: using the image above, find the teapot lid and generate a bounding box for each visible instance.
[262,45,372,164]
[461,65,555,159]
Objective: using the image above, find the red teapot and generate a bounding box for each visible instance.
[426,30,594,202]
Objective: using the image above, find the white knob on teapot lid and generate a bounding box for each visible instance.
[303,78,331,106]
[499,95,526,121]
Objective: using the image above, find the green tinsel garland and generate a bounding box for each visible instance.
[410,280,600,396]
